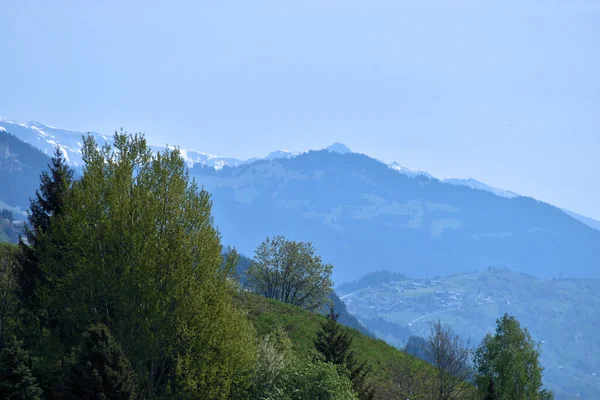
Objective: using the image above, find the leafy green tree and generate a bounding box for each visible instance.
[30,133,256,398]
[272,359,359,400]
[474,314,552,400]
[252,326,294,399]
[58,324,137,400]
[245,236,333,312]
[314,306,374,400]
[0,334,42,400]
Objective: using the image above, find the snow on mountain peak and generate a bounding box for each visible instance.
[264,149,302,160]
[388,161,432,178]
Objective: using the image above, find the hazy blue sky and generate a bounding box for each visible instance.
[1,1,599,218]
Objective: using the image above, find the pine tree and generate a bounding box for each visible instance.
[58,324,137,400]
[314,306,374,400]
[0,335,42,400]
[17,146,73,312]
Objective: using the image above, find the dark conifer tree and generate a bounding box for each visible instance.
[58,324,137,400]
[314,306,374,400]
[0,335,42,400]
[17,146,73,310]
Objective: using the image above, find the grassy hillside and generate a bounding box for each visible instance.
[235,292,444,399]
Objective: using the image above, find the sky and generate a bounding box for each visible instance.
[1,1,599,219]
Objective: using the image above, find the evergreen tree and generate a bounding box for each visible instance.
[58,324,137,400]
[314,306,374,400]
[17,146,73,314]
[0,335,42,400]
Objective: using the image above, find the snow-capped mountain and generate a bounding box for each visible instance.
[0,118,355,170]
[0,118,434,178]
[389,162,433,178]
[3,117,600,232]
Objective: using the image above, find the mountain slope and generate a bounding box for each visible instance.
[235,292,442,399]
[0,131,51,210]
[191,150,600,283]
[443,177,600,231]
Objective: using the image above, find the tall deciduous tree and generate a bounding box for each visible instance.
[474,314,552,400]
[32,132,256,398]
[245,236,333,312]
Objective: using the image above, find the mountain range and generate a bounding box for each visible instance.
[2,117,600,284]
[2,117,599,229]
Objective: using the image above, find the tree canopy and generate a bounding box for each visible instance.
[17,133,257,398]
[474,313,552,400]
[245,235,333,311]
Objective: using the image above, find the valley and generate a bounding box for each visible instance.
[338,269,600,399]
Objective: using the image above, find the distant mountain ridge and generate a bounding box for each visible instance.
[0,118,357,171]
[2,116,600,258]
[190,150,600,282]
[2,116,599,232]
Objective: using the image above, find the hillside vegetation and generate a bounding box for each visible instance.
[235,292,440,399]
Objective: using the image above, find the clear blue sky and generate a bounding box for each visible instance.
[1,1,599,219]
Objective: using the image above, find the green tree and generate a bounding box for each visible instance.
[18,146,73,310]
[31,133,256,398]
[0,244,19,352]
[474,314,552,400]
[272,359,359,400]
[252,326,294,399]
[0,335,42,400]
[245,236,333,312]
[314,306,374,400]
[58,324,137,400]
